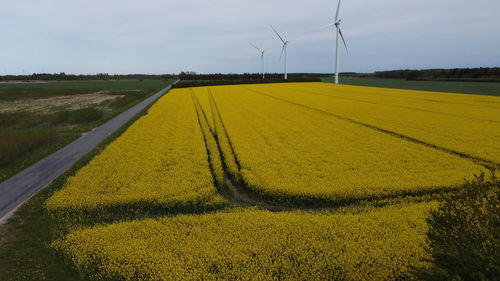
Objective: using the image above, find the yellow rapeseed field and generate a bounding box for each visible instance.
[191,89,224,186]
[56,203,434,281]
[250,82,500,164]
[194,85,488,205]
[45,82,499,281]
[45,88,226,215]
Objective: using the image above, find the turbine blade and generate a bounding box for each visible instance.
[249,42,263,53]
[335,0,342,21]
[279,44,286,61]
[322,23,336,28]
[270,25,286,44]
[339,28,348,53]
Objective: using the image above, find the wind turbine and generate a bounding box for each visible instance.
[250,43,265,79]
[328,0,348,84]
[271,25,289,80]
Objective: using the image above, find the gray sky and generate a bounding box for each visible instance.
[1,0,499,75]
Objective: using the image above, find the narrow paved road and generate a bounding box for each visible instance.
[0,83,175,223]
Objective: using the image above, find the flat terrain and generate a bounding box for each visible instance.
[1,82,498,280]
[0,80,170,101]
[322,76,500,96]
[0,84,173,222]
[0,80,172,182]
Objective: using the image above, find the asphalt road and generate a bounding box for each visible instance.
[0,83,175,223]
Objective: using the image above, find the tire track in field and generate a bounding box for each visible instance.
[201,88,444,211]
[190,90,222,188]
[206,89,278,208]
[274,84,500,124]
[240,85,500,171]
[200,89,332,211]
[194,88,464,211]
[192,89,274,209]
[208,88,243,172]
[315,83,500,110]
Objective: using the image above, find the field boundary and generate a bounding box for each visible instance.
[0,81,178,223]
[240,85,500,171]
[275,83,500,124]
[191,86,463,211]
[321,77,500,97]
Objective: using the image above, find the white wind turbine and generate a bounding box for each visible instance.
[327,0,348,84]
[249,43,265,79]
[271,25,289,80]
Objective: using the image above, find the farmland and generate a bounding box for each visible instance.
[195,84,491,206]
[321,76,500,97]
[1,82,499,280]
[0,80,172,182]
[56,203,434,281]
[45,90,226,218]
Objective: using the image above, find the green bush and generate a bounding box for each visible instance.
[415,175,499,281]
[68,108,103,124]
[49,110,72,124]
[0,130,55,166]
[0,112,41,129]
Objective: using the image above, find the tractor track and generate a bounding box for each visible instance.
[191,87,458,212]
[274,84,500,124]
[191,89,320,211]
[240,85,500,171]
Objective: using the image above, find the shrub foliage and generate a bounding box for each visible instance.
[416,175,499,281]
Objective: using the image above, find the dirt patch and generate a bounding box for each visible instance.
[223,176,293,211]
[0,91,124,113]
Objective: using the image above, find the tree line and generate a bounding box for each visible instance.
[374,67,500,82]
[0,73,177,81]
[177,72,285,80]
[0,72,288,81]
[2,67,499,82]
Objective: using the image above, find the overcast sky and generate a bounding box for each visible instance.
[1,0,499,75]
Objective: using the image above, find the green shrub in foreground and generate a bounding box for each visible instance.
[415,175,499,281]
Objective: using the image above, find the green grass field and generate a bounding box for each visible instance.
[321,77,500,97]
[0,80,173,182]
[0,80,170,101]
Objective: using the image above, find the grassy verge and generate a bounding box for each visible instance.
[0,96,166,281]
[321,77,500,97]
[0,133,78,183]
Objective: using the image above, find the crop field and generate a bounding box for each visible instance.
[56,203,434,281]
[45,91,225,217]
[321,76,500,97]
[195,84,493,205]
[7,82,498,280]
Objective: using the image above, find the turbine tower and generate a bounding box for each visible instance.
[271,25,288,80]
[330,0,348,84]
[250,43,265,79]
